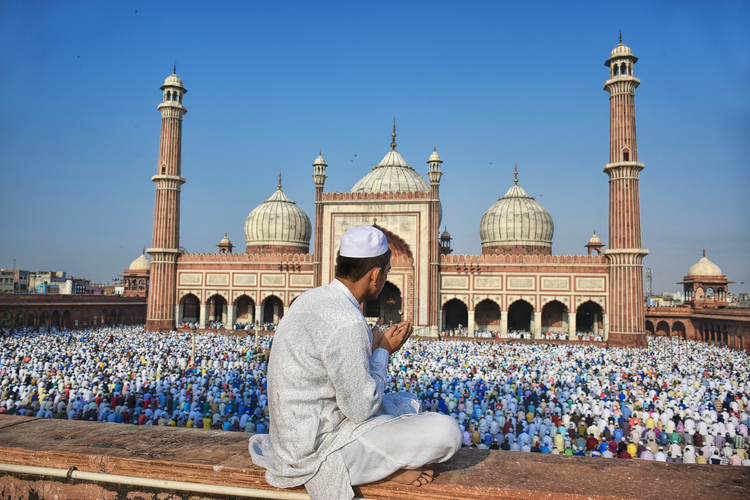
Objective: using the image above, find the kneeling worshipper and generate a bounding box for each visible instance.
[249,225,462,500]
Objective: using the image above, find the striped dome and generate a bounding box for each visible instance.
[351,149,430,193]
[480,183,554,249]
[244,187,311,250]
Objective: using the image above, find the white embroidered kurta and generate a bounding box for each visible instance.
[249,279,418,499]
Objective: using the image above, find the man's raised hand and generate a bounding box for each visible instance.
[376,321,413,355]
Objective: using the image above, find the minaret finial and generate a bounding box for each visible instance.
[703,247,706,258]
[390,119,397,150]
[142,246,145,255]
[619,30,622,44]
[278,171,282,189]
[593,228,596,235]
[174,63,176,74]
[319,149,322,156]
[514,162,518,184]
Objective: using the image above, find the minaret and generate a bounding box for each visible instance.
[312,151,328,287]
[146,69,187,330]
[603,36,649,347]
[427,145,443,337]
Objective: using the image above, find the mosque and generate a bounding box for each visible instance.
[141,40,650,347]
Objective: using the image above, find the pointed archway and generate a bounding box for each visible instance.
[262,295,284,324]
[180,293,200,324]
[541,300,567,333]
[443,298,468,330]
[235,295,255,324]
[576,301,603,335]
[508,300,533,333]
[207,294,227,325]
[372,224,415,324]
[475,299,501,332]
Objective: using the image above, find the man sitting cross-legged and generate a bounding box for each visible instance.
[249,225,462,500]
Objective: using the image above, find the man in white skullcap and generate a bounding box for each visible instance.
[249,225,462,500]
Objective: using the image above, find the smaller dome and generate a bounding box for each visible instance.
[129,250,151,271]
[688,251,722,276]
[245,177,312,250]
[440,227,451,240]
[313,152,327,166]
[588,231,602,245]
[160,72,186,91]
[610,42,633,58]
[428,148,442,164]
[219,232,231,245]
[479,181,554,251]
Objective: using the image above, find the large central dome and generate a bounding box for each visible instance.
[351,125,430,194]
[480,169,554,255]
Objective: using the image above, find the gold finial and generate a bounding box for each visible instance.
[390,119,397,150]
[278,171,282,189]
[619,30,622,44]
[319,149,322,156]
[514,162,518,184]
[142,246,145,255]
[173,63,176,74]
[434,146,436,152]
[703,247,706,258]
[225,231,228,237]
[593,229,596,235]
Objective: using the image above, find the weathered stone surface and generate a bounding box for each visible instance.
[0,415,748,500]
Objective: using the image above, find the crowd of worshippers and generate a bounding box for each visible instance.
[0,326,272,432]
[387,335,750,465]
[177,322,277,331]
[1,326,749,465]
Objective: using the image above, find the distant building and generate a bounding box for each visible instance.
[0,271,14,293]
[646,251,750,350]
[648,292,682,307]
[37,283,59,294]
[28,271,66,291]
[85,283,105,295]
[5,270,30,293]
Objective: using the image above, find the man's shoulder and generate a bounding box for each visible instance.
[285,282,362,327]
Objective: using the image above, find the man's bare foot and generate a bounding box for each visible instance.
[386,468,435,487]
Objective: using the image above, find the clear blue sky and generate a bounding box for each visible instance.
[1,1,748,294]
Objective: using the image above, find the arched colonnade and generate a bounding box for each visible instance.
[0,305,144,330]
[177,292,288,328]
[646,317,749,351]
[439,297,608,339]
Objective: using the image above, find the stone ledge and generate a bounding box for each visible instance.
[0,415,748,500]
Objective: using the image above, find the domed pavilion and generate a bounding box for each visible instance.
[679,249,732,307]
[121,248,150,298]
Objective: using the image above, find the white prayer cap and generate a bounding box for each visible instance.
[339,225,389,258]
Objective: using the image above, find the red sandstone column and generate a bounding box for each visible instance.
[603,40,649,347]
[146,71,187,331]
[312,153,327,288]
[427,149,443,336]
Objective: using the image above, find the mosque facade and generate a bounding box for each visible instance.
[144,41,649,347]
